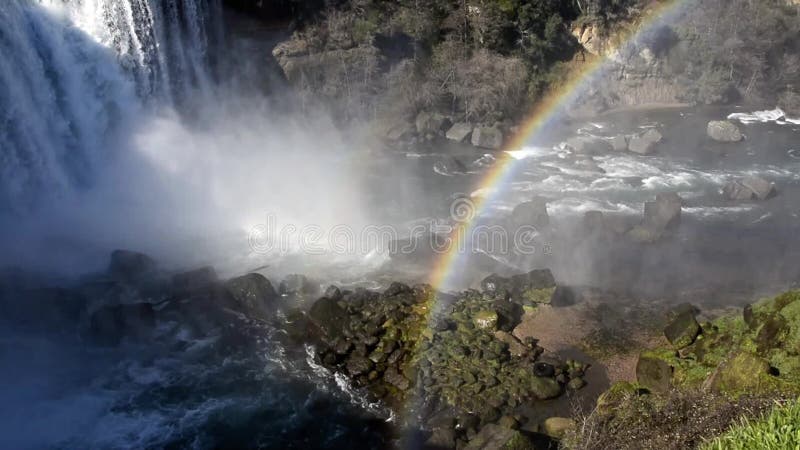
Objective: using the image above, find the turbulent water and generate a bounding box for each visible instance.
[0,2,387,449]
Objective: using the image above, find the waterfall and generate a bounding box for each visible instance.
[0,0,222,210]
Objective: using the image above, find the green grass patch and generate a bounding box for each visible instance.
[700,399,800,450]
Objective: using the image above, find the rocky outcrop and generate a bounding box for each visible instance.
[508,197,550,230]
[628,193,682,243]
[108,249,157,282]
[307,270,586,447]
[224,273,278,319]
[416,111,451,137]
[566,136,613,154]
[707,120,743,142]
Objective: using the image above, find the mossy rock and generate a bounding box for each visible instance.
[464,424,536,450]
[663,310,701,349]
[596,381,646,414]
[636,350,674,393]
[473,310,499,330]
[529,376,562,400]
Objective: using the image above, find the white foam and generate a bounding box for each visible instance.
[505,146,553,160]
[728,108,800,125]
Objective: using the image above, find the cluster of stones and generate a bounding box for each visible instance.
[635,291,800,398]
[307,269,589,448]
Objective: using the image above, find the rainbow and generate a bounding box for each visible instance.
[428,0,691,293]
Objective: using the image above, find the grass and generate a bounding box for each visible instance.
[700,399,800,450]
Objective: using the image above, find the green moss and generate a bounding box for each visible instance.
[520,287,554,305]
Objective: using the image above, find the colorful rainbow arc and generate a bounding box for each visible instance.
[428,0,691,293]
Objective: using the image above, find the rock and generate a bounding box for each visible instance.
[626,224,664,243]
[566,136,612,154]
[171,267,218,295]
[551,286,578,307]
[309,297,349,340]
[723,176,776,201]
[543,417,576,440]
[664,310,701,349]
[446,122,473,143]
[272,38,309,58]
[567,377,586,390]
[628,129,663,154]
[384,366,411,390]
[643,192,682,231]
[533,362,555,377]
[473,310,498,330]
[385,281,412,297]
[385,121,415,142]
[323,285,342,301]
[509,197,549,229]
[636,351,674,393]
[510,269,556,305]
[611,135,629,151]
[705,351,773,395]
[471,126,503,149]
[88,303,156,345]
[571,156,606,173]
[416,111,451,136]
[464,423,534,450]
[223,273,278,318]
[425,427,456,448]
[345,354,373,376]
[741,176,776,200]
[108,250,156,282]
[279,274,319,297]
[495,331,527,357]
[707,120,743,142]
[492,299,524,331]
[530,376,562,399]
[497,415,520,430]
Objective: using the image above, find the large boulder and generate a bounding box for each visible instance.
[471,126,503,149]
[223,273,278,319]
[446,122,473,143]
[108,250,156,282]
[664,310,701,349]
[565,136,612,154]
[88,303,156,345]
[543,417,576,440]
[643,192,682,230]
[628,129,663,155]
[308,296,349,341]
[723,176,776,201]
[636,350,674,393]
[509,197,549,230]
[611,135,629,151]
[707,120,743,142]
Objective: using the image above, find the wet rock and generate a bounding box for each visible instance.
[664,310,701,349]
[643,192,682,230]
[279,274,320,297]
[509,197,549,230]
[223,273,278,319]
[565,136,612,154]
[385,121,415,142]
[628,129,663,154]
[346,354,374,376]
[707,120,743,142]
[309,297,349,340]
[611,135,629,151]
[533,362,555,377]
[723,176,776,201]
[108,250,156,282]
[88,303,156,345]
[471,126,503,149]
[465,423,534,450]
[425,427,456,449]
[446,122,473,143]
[636,351,673,393]
[543,417,576,440]
[323,285,342,301]
[384,281,412,297]
[384,366,411,390]
[497,415,520,430]
[492,299,524,331]
[171,267,218,295]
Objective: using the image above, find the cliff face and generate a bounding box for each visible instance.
[233,0,800,137]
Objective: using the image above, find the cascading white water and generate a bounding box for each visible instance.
[0,0,221,209]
